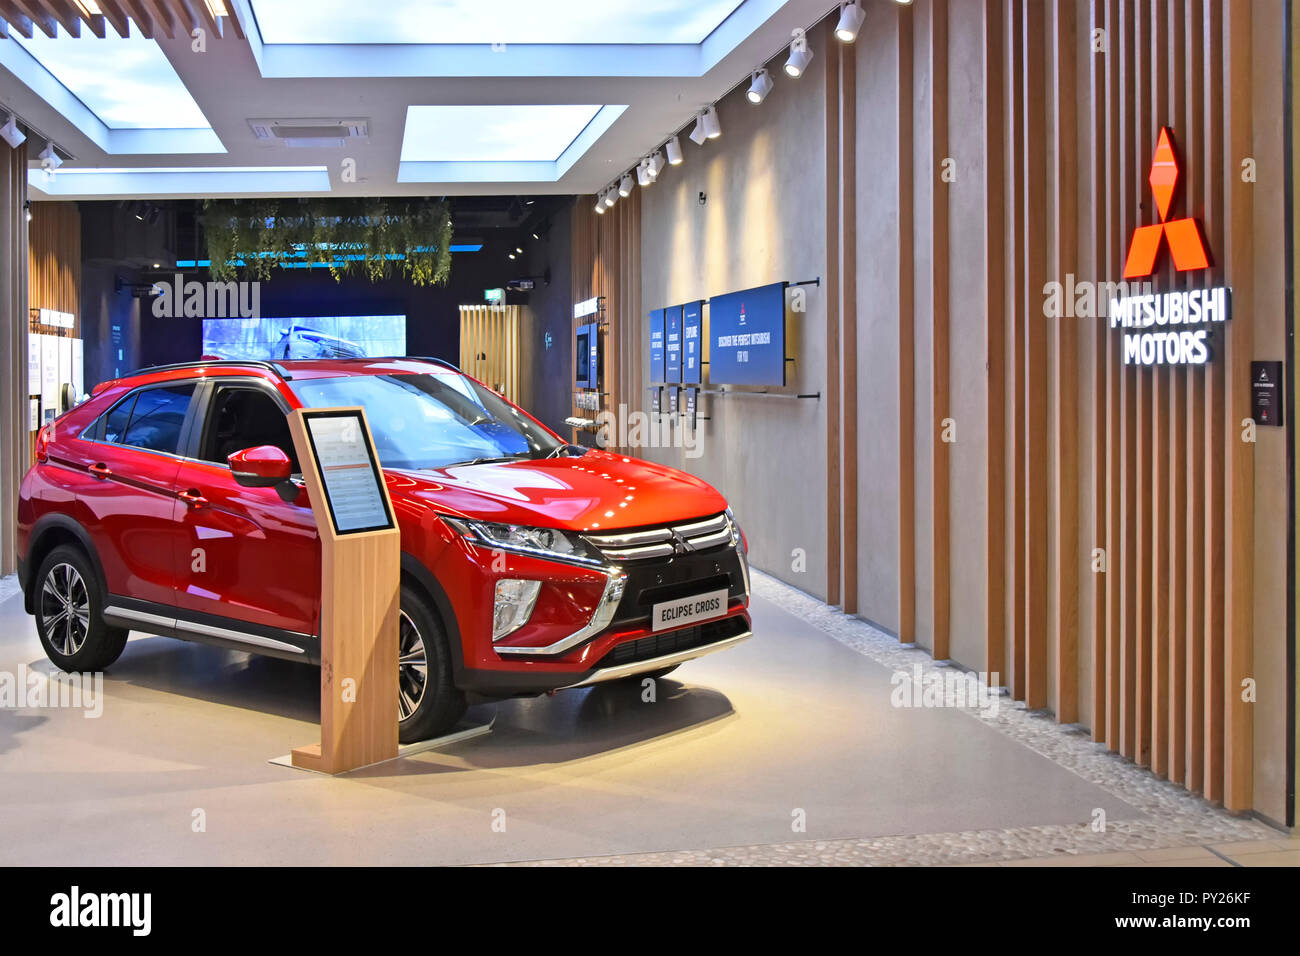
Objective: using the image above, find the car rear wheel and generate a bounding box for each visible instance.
[397,584,466,744]
[34,544,129,672]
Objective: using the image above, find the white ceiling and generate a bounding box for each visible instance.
[0,0,838,201]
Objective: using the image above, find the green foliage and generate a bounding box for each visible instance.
[201,198,453,286]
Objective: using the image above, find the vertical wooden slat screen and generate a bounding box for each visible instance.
[458,304,520,402]
[883,0,1266,806]
[930,0,950,660]
[825,31,843,611]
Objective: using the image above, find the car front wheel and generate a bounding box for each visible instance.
[397,584,466,744]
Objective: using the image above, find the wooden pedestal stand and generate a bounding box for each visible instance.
[287,407,400,774]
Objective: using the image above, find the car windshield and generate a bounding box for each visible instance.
[289,371,564,470]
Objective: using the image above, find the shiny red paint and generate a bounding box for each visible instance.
[17,359,751,695]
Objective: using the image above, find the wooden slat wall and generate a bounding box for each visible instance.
[27,202,81,331]
[570,186,641,449]
[892,0,1260,808]
[458,304,520,402]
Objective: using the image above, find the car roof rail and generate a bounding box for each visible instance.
[128,359,294,381]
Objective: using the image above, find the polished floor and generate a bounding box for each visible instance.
[0,571,1274,866]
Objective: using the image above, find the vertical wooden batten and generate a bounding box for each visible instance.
[930,0,950,660]
[898,3,917,643]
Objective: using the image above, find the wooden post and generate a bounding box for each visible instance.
[287,407,400,774]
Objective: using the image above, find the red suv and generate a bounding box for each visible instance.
[16,358,752,741]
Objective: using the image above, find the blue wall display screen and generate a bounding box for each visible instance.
[708,281,786,386]
[575,322,601,388]
[681,300,702,384]
[649,309,665,382]
[664,305,682,383]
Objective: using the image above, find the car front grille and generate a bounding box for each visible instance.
[584,512,733,562]
[597,614,750,668]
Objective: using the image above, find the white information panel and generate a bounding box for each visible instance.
[303,411,394,535]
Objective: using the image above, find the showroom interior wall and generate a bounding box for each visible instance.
[579,1,1291,820]
[0,139,26,577]
[628,22,832,601]
[518,202,574,434]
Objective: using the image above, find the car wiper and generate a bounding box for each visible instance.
[449,454,531,467]
[545,444,587,459]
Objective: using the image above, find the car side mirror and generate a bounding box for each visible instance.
[228,445,293,488]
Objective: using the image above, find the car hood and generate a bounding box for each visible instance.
[386,450,728,531]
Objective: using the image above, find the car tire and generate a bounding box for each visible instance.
[34,544,129,673]
[397,584,466,744]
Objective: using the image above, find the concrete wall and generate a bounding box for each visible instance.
[637,23,830,600]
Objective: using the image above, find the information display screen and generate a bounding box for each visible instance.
[708,281,786,386]
[681,300,703,384]
[649,309,665,382]
[302,410,395,536]
[650,385,662,415]
[664,306,682,382]
[575,324,592,387]
[666,386,678,414]
[683,387,697,428]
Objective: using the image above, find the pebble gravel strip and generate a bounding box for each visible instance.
[504,570,1278,866]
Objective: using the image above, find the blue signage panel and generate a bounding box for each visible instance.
[649,309,665,382]
[708,282,786,386]
[664,305,682,383]
[681,300,703,385]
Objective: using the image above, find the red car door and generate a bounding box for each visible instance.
[66,383,195,609]
[171,380,320,637]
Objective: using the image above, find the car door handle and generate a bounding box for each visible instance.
[178,489,208,509]
[88,462,112,480]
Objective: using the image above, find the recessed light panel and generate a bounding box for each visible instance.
[13,28,209,130]
[400,105,601,163]
[251,0,744,45]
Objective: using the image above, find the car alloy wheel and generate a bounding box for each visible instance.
[40,562,91,656]
[397,609,429,722]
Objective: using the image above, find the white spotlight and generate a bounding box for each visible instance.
[636,160,651,187]
[604,186,617,207]
[594,193,606,214]
[784,40,813,77]
[747,69,774,104]
[648,150,665,178]
[38,144,62,170]
[689,114,708,146]
[665,135,683,165]
[701,106,721,139]
[0,115,25,149]
[618,173,633,197]
[835,2,866,42]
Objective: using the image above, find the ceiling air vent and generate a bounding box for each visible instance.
[248,118,369,149]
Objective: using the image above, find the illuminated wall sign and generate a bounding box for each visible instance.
[573,296,601,319]
[1109,126,1230,366]
[484,287,504,304]
[38,308,75,329]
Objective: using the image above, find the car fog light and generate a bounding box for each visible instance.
[493,579,541,642]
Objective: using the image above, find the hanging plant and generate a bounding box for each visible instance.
[202,197,454,286]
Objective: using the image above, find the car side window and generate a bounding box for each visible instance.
[101,394,137,444]
[118,384,196,454]
[200,386,299,472]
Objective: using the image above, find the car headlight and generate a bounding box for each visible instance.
[442,517,603,567]
[725,507,746,551]
[493,579,542,641]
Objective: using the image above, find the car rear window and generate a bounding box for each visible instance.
[101,383,196,455]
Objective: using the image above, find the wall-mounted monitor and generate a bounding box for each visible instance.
[575,321,602,389]
[649,309,665,382]
[681,300,703,385]
[708,282,786,386]
[664,305,682,383]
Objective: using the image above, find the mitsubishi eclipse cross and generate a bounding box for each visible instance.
[16,358,753,741]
